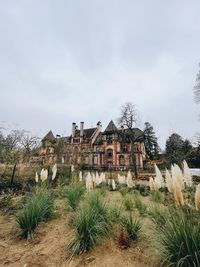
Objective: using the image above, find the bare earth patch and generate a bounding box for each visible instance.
[0,194,160,267]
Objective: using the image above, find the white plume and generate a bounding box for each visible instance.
[111,179,116,190]
[35,172,39,183]
[79,171,83,182]
[127,170,134,188]
[86,172,93,193]
[52,164,57,180]
[40,168,48,182]
[165,168,173,193]
[154,164,164,189]
[183,160,192,187]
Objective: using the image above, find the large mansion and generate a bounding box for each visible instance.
[40,120,147,170]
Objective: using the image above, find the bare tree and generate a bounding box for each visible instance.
[20,134,40,161]
[118,102,139,177]
[0,130,40,187]
[194,63,200,103]
[4,130,23,187]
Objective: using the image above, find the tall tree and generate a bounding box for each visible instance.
[118,102,139,177]
[143,122,159,160]
[165,133,185,165]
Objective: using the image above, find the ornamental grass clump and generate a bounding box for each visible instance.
[183,160,193,187]
[66,183,85,211]
[119,186,128,197]
[195,184,200,211]
[151,190,162,202]
[16,190,54,239]
[149,204,167,229]
[173,178,184,207]
[121,213,142,241]
[123,195,134,211]
[133,195,147,216]
[68,193,111,257]
[110,205,121,222]
[158,209,200,267]
[165,169,173,193]
[86,193,111,230]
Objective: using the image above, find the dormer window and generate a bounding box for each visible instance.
[107,134,113,145]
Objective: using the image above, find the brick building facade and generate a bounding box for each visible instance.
[40,120,146,170]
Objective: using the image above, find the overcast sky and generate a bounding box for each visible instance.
[0,0,200,148]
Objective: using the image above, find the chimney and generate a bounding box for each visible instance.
[97,121,102,133]
[71,122,76,143]
[80,122,84,143]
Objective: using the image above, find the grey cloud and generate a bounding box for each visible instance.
[0,0,199,148]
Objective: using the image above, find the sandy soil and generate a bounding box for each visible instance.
[0,194,160,267]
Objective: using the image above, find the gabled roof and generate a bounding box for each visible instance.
[104,120,118,133]
[75,128,96,139]
[93,132,103,145]
[84,128,96,138]
[42,130,56,142]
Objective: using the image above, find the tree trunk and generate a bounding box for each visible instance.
[10,163,17,187]
[131,141,138,178]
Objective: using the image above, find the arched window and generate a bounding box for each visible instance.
[107,149,113,158]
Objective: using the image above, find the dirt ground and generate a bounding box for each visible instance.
[0,193,161,267]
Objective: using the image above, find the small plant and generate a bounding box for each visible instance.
[86,193,111,230]
[133,195,146,216]
[118,230,131,249]
[123,195,134,211]
[149,204,167,229]
[71,171,79,183]
[0,193,12,210]
[119,187,128,197]
[66,183,85,211]
[68,193,111,257]
[134,183,141,191]
[121,213,142,241]
[96,184,107,197]
[110,205,121,222]
[16,190,54,239]
[151,190,162,202]
[158,209,200,267]
[139,185,150,197]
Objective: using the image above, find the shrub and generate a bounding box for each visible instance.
[68,193,111,256]
[133,195,147,215]
[123,195,134,211]
[118,230,131,249]
[139,185,150,197]
[66,183,85,211]
[158,209,200,267]
[16,190,54,239]
[121,213,142,241]
[134,183,140,191]
[0,193,12,210]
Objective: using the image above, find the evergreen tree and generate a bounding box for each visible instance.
[143,122,159,160]
[165,133,185,165]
